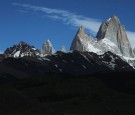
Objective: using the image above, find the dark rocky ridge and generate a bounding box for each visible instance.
[0,15,135,115]
[1,15,134,70]
[4,41,40,58]
[0,51,133,83]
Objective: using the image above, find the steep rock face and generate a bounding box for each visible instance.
[42,40,55,55]
[71,16,134,58]
[96,16,134,57]
[70,26,101,53]
[133,48,135,55]
[4,41,40,58]
[70,26,86,52]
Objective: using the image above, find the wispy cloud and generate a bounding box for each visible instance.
[16,10,28,13]
[12,3,101,35]
[12,3,135,48]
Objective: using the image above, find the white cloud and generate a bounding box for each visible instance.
[12,3,101,35]
[12,3,135,48]
[70,18,101,34]
[16,10,28,13]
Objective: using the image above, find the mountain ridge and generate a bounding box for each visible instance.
[0,15,135,70]
[70,15,135,68]
[0,15,135,115]
[71,15,134,58]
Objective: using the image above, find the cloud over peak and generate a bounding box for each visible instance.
[12,3,135,48]
[12,3,101,35]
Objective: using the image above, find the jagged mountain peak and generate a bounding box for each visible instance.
[107,15,120,23]
[70,25,95,52]
[78,25,84,34]
[43,39,52,46]
[96,15,121,40]
[4,41,40,58]
[96,15,134,57]
[42,40,55,55]
[19,41,27,45]
[46,39,51,43]
[70,15,134,68]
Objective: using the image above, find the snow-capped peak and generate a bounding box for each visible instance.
[42,40,55,55]
[44,40,52,46]
[70,16,135,68]
[4,41,40,58]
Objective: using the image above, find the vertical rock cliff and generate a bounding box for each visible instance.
[70,16,134,58]
[42,40,55,55]
[96,16,134,57]
[70,26,101,53]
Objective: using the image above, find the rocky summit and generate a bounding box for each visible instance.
[97,16,134,57]
[70,16,134,58]
[4,41,40,58]
[0,15,135,115]
[70,26,96,52]
[41,40,55,55]
[1,15,135,69]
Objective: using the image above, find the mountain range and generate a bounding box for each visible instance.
[1,15,135,71]
[1,15,135,115]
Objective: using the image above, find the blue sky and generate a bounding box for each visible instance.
[0,0,135,52]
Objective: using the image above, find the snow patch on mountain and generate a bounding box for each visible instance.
[70,16,135,68]
[101,38,116,47]
[119,55,135,69]
[4,41,40,58]
[87,43,102,53]
[14,51,20,57]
